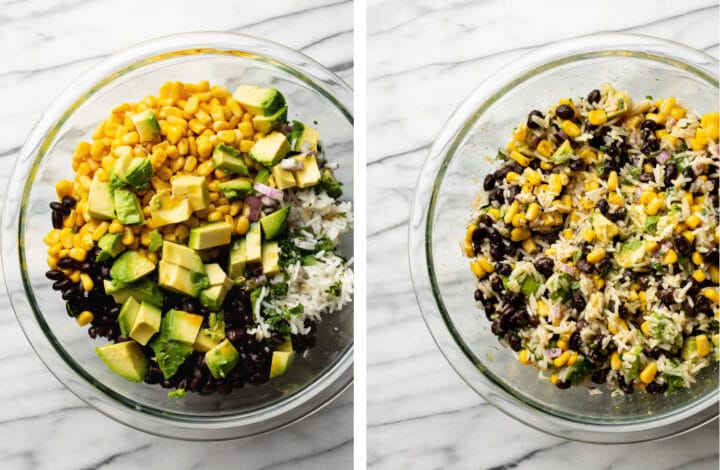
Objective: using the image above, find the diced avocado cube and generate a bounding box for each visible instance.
[260,206,290,240]
[124,158,153,189]
[162,309,203,345]
[149,190,192,227]
[271,164,297,190]
[107,278,164,307]
[111,154,134,185]
[251,106,287,133]
[148,229,163,252]
[110,251,156,284]
[217,177,253,200]
[129,301,161,346]
[212,144,249,176]
[228,238,247,279]
[262,241,281,275]
[294,154,321,188]
[550,139,574,163]
[192,330,220,352]
[87,181,116,220]
[276,340,293,353]
[270,350,296,378]
[204,263,232,289]
[199,285,229,311]
[114,188,144,225]
[249,132,290,166]
[96,232,124,262]
[118,296,141,337]
[319,167,343,198]
[564,356,591,383]
[614,238,645,269]
[171,175,210,212]
[131,110,161,142]
[246,222,262,264]
[681,337,697,361]
[149,334,193,379]
[288,120,320,152]
[161,241,205,273]
[158,260,207,298]
[205,338,240,379]
[95,341,148,383]
[254,168,270,185]
[232,85,286,116]
[188,221,233,250]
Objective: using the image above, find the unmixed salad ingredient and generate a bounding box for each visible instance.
[44,81,353,395]
[464,84,718,395]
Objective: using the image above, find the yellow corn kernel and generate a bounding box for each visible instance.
[239,139,255,153]
[76,311,94,326]
[685,214,701,229]
[579,149,597,164]
[507,140,517,152]
[554,350,572,368]
[702,288,719,304]
[68,248,87,262]
[580,228,595,243]
[644,240,659,253]
[584,179,600,192]
[607,193,622,206]
[562,228,573,240]
[669,106,686,120]
[121,227,135,246]
[510,228,531,242]
[689,269,706,284]
[709,265,719,283]
[518,349,531,365]
[521,238,538,254]
[691,251,704,265]
[679,232,695,247]
[557,338,569,351]
[238,121,254,138]
[608,317,628,335]
[537,300,549,317]
[641,320,651,337]
[639,361,658,384]
[509,151,530,167]
[561,120,580,138]
[639,190,656,205]
[511,213,527,228]
[548,174,562,194]
[645,197,663,216]
[586,247,606,264]
[464,225,475,244]
[540,161,553,170]
[662,248,677,265]
[526,203,540,221]
[550,373,558,385]
[477,256,494,273]
[520,182,533,194]
[503,201,519,224]
[536,140,554,158]
[607,171,618,191]
[55,180,74,199]
[505,171,521,183]
[593,274,605,289]
[696,335,711,357]
[235,216,250,235]
[47,256,58,270]
[567,351,579,367]
[610,351,622,370]
[79,273,94,292]
[512,124,528,142]
[579,197,595,211]
[487,207,501,221]
[462,240,474,258]
[524,168,541,186]
[470,260,486,278]
[68,270,81,283]
[559,174,569,185]
[587,109,607,125]
[44,230,61,246]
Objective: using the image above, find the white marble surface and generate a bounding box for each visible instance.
[367,0,719,468]
[0,0,352,468]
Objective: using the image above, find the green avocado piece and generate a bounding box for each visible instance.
[564,356,591,383]
[110,251,156,283]
[254,168,271,185]
[87,181,116,220]
[96,232,124,262]
[205,338,240,379]
[288,121,320,152]
[150,333,193,379]
[129,301,161,346]
[131,110,161,142]
[251,106,287,133]
[192,330,220,352]
[149,190,191,226]
[245,222,262,264]
[124,158,153,189]
[162,309,203,345]
[193,313,225,352]
[270,350,296,378]
[212,143,249,176]
[614,238,645,268]
[171,175,209,212]
[110,154,134,187]
[148,229,163,252]
[228,238,247,279]
[249,132,290,166]
[106,278,164,306]
[681,337,697,360]
[187,221,233,250]
[199,285,228,311]
[161,241,205,273]
[204,263,232,288]
[259,206,290,240]
[113,188,144,225]
[319,167,343,198]
[262,241,281,275]
[117,296,141,337]
[158,260,207,297]
[95,341,148,383]
[217,177,253,200]
[232,85,286,116]
[500,274,541,296]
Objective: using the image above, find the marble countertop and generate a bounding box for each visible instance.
[367,0,718,468]
[0,0,352,468]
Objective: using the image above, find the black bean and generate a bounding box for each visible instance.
[507,185,520,201]
[673,234,691,256]
[57,257,78,269]
[618,304,630,319]
[640,120,658,131]
[50,201,67,214]
[554,379,571,390]
[608,207,626,222]
[472,225,488,246]
[588,135,605,149]
[596,258,612,277]
[489,188,505,204]
[618,375,634,395]
[45,270,65,281]
[555,104,575,120]
[507,333,522,351]
[490,319,505,336]
[641,139,659,154]
[568,159,584,171]
[483,174,496,191]
[51,211,63,229]
[595,199,609,215]
[490,276,504,293]
[534,257,554,277]
[591,368,609,384]
[571,292,586,312]
[643,347,661,360]
[527,110,544,129]
[704,249,718,263]
[683,167,695,189]
[587,89,601,104]
[658,289,675,306]
[483,303,497,321]
[52,279,72,291]
[645,382,667,395]
[605,145,619,157]
[496,263,512,277]
[473,289,484,302]
[61,196,77,211]
[576,259,594,274]
[664,163,678,185]
[569,331,582,351]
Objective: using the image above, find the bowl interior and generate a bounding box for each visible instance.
[19,49,353,418]
[427,51,718,426]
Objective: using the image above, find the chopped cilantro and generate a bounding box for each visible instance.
[644,215,659,235]
[168,389,186,398]
[271,281,289,297]
[326,280,343,298]
[301,255,317,266]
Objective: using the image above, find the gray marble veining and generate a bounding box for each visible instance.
[367,0,719,468]
[0,0,352,468]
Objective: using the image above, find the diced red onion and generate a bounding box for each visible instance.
[656,151,671,163]
[254,183,284,200]
[246,196,262,210]
[557,130,570,141]
[545,348,562,358]
[253,275,266,284]
[281,158,303,170]
[249,207,260,222]
[561,264,576,275]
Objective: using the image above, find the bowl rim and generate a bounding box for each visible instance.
[409,32,719,443]
[1,31,354,440]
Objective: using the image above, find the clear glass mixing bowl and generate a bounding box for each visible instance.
[2,32,353,440]
[409,33,718,443]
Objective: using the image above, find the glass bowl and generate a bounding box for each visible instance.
[409,33,718,443]
[1,32,353,440]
